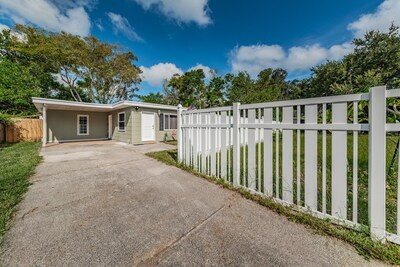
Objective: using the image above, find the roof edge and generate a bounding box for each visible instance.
[32,97,180,111]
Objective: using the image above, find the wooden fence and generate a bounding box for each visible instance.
[0,123,4,143]
[5,118,42,143]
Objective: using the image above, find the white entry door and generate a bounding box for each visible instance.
[141,112,155,141]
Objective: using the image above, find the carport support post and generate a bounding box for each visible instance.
[42,104,47,147]
[177,104,183,163]
[232,103,241,186]
[368,86,386,242]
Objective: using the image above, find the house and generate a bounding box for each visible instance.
[32,97,180,146]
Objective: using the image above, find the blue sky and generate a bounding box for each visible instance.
[0,0,399,96]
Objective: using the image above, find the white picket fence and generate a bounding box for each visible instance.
[177,86,400,244]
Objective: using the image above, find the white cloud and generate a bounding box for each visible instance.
[140,63,183,87]
[107,12,143,42]
[133,0,211,26]
[348,0,400,37]
[0,0,91,35]
[140,62,214,86]
[0,23,9,31]
[230,43,354,75]
[228,0,400,75]
[188,63,213,78]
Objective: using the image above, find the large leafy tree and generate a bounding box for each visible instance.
[167,69,208,108]
[224,71,254,104]
[225,68,289,104]
[11,25,141,104]
[307,25,400,97]
[0,28,71,115]
[0,59,41,114]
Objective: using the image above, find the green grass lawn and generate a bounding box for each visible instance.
[164,140,177,146]
[188,133,398,233]
[0,142,42,239]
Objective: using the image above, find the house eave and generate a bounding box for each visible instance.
[32,97,181,113]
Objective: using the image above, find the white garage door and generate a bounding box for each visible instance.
[141,112,155,141]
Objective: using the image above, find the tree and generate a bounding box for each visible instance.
[11,25,141,103]
[167,69,207,108]
[206,76,226,107]
[224,69,289,104]
[0,28,74,115]
[224,71,254,104]
[137,92,166,104]
[308,61,348,97]
[0,59,41,114]
[346,24,400,90]
[307,25,400,96]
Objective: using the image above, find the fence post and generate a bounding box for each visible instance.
[233,103,241,186]
[177,104,183,163]
[42,105,47,147]
[368,86,386,242]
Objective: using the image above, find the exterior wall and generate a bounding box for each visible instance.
[113,107,177,144]
[47,109,108,142]
[109,107,134,143]
[46,106,177,144]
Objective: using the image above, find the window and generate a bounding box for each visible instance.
[160,114,177,130]
[118,112,125,131]
[77,115,89,135]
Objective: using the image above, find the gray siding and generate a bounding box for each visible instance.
[109,107,134,143]
[47,109,108,142]
[130,107,177,144]
[47,106,177,144]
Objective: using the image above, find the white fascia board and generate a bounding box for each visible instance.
[32,97,183,112]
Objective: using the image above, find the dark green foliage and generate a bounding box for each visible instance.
[137,92,167,104]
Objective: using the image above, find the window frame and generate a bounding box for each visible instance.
[77,114,89,136]
[163,113,178,130]
[118,112,126,132]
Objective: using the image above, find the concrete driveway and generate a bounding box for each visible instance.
[0,141,385,266]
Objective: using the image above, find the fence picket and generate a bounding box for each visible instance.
[282,106,293,203]
[275,107,280,199]
[193,114,198,170]
[221,112,227,179]
[201,114,207,172]
[210,113,217,176]
[305,104,318,210]
[297,106,301,205]
[258,110,262,192]
[248,109,256,190]
[322,104,327,214]
[353,102,358,223]
[264,108,273,196]
[331,102,348,219]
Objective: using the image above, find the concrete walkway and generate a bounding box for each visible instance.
[0,141,385,266]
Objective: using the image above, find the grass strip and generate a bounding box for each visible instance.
[0,142,42,240]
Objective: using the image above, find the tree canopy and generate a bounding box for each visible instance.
[11,25,142,104]
[1,24,400,116]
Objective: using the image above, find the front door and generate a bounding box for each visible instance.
[141,112,155,141]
